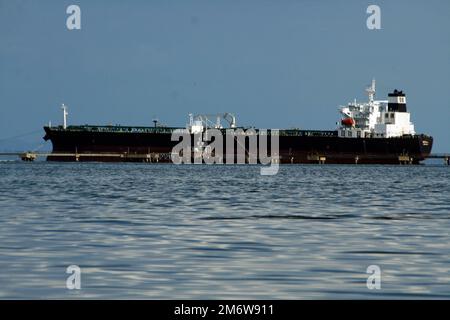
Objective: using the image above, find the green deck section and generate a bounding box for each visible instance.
[48,125,180,134]
[45,125,339,137]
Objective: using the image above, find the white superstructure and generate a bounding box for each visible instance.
[338,79,415,138]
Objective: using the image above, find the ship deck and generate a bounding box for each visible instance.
[45,125,338,137]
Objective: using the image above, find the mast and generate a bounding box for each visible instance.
[365,78,376,103]
[61,104,68,129]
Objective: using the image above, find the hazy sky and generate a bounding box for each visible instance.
[1,0,449,151]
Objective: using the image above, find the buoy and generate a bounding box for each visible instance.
[20,152,37,162]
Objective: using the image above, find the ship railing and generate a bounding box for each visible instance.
[49,125,180,134]
[279,130,337,137]
[214,128,337,137]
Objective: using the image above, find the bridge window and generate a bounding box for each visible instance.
[347,131,352,137]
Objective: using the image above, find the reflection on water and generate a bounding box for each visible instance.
[0,162,449,298]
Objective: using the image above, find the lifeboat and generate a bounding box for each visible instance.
[341,117,355,127]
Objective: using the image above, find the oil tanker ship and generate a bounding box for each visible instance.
[43,80,433,164]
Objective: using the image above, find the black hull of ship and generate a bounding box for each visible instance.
[43,126,433,165]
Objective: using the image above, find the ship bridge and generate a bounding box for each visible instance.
[338,79,415,139]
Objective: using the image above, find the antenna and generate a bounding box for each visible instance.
[61,104,68,129]
[365,78,376,103]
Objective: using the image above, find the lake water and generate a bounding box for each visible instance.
[0,161,449,299]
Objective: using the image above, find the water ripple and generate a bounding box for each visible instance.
[0,162,449,298]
